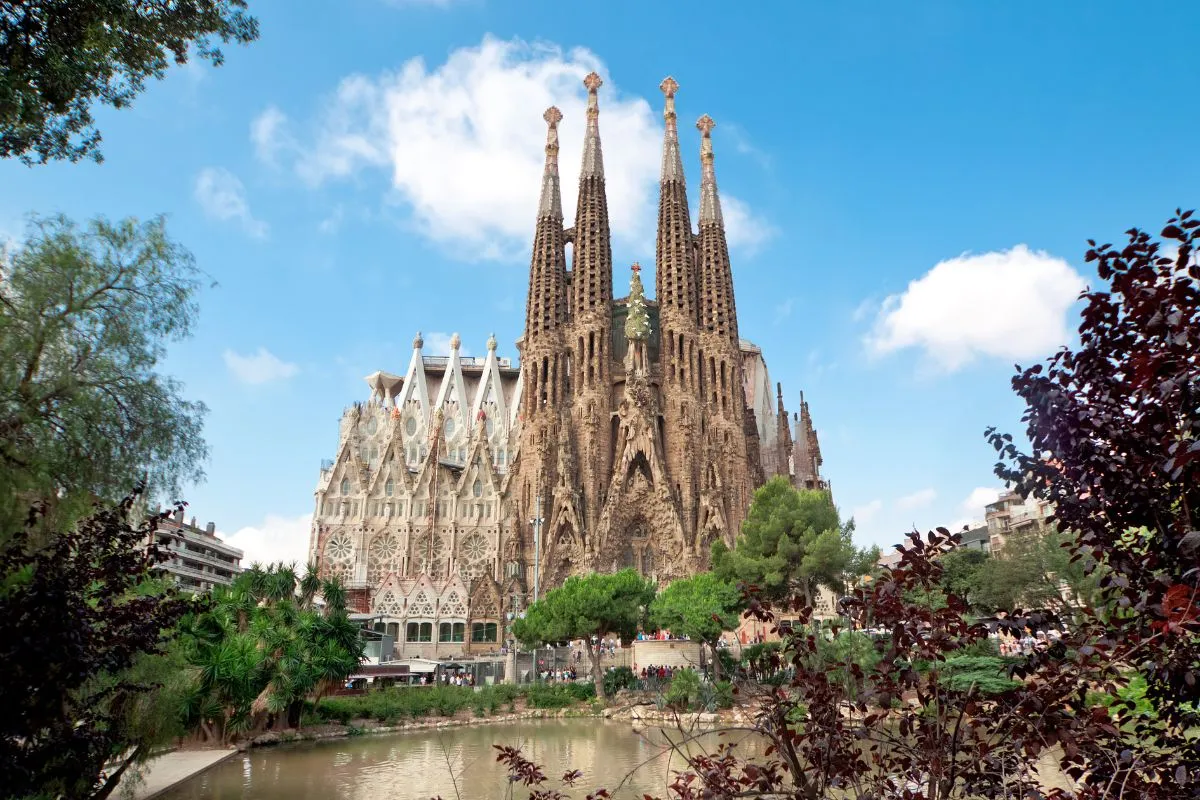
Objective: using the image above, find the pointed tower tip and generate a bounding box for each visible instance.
[659,77,684,182]
[450,332,461,351]
[487,332,497,351]
[697,113,723,225]
[413,331,424,350]
[538,107,564,220]
[580,74,605,178]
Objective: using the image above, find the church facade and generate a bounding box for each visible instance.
[308,74,826,658]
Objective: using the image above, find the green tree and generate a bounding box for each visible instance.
[649,572,740,681]
[1,1,259,164]
[711,476,855,608]
[180,563,363,741]
[512,569,655,698]
[0,493,193,800]
[0,215,208,528]
[971,528,1099,617]
[937,548,989,606]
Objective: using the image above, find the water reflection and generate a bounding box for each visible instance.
[159,720,762,800]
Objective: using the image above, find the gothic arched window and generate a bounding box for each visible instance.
[340,478,350,495]
[385,478,394,496]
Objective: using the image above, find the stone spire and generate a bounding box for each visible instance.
[571,72,613,331]
[697,114,723,226]
[659,76,685,182]
[655,77,699,332]
[695,114,737,342]
[581,71,605,178]
[538,106,564,221]
[524,107,569,342]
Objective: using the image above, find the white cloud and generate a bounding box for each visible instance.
[896,488,937,511]
[223,347,300,385]
[222,513,313,568]
[258,35,771,261]
[722,194,777,253]
[960,486,1001,516]
[864,245,1086,371]
[251,106,291,166]
[773,297,794,325]
[194,167,268,238]
[318,204,345,235]
[423,331,472,357]
[851,499,883,527]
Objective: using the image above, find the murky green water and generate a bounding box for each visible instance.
[159,720,761,800]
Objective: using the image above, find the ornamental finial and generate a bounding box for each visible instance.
[449,332,461,351]
[584,71,603,94]
[543,105,563,129]
[696,114,715,138]
[487,332,497,351]
[659,76,679,99]
[413,331,424,349]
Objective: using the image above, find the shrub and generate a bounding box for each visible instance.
[525,684,576,709]
[603,666,637,696]
[713,680,734,710]
[665,669,701,711]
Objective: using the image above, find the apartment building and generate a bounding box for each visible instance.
[152,508,243,592]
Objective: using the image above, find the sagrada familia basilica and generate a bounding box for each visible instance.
[309,74,827,655]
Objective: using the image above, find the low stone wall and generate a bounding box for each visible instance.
[631,639,705,672]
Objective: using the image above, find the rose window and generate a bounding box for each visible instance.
[412,532,447,577]
[368,534,402,584]
[326,533,353,561]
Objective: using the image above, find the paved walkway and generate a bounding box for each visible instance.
[117,748,238,800]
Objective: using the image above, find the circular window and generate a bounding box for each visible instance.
[405,417,417,436]
[444,417,455,437]
[472,479,483,498]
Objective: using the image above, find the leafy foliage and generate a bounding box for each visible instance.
[0,215,208,527]
[712,476,860,608]
[0,493,193,800]
[179,563,363,742]
[603,666,637,696]
[512,569,655,698]
[650,572,740,680]
[0,1,258,164]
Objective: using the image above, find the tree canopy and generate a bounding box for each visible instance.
[512,569,656,697]
[0,492,192,800]
[0,214,208,525]
[179,563,363,741]
[712,476,859,607]
[1,0,259,164]
[650,572,740,680]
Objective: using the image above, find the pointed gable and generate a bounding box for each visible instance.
[396,333,431,426]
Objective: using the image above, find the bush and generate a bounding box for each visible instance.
[567,682,596,702]
[604,666,637,696]
[526,684,577,709]
[713,680,734,710]
[665,669,701,711]
[938,656,1022,695]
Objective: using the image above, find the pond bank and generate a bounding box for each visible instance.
[116,749,237,800]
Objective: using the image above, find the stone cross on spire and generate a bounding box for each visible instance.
[539,106,564,220]
[581,72,604,178]
[696,113,723,226]
[659,77,684,182]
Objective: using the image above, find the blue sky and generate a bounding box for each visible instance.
[4,2,1197,565]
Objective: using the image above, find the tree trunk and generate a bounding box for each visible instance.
[710,641,722,683]
[91,745,145,800]
[287,699,303,729]
[587,639,604,698]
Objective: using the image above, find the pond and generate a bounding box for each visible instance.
[159,720,761,800]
